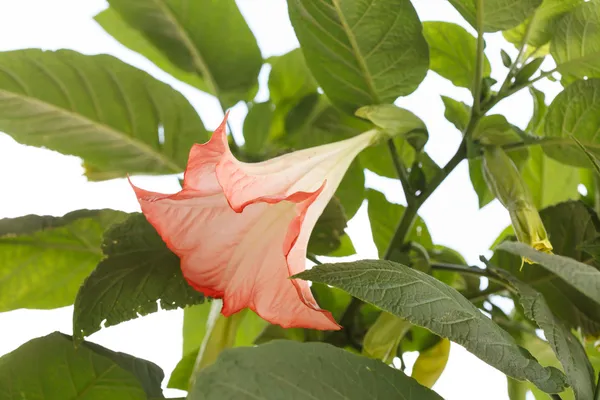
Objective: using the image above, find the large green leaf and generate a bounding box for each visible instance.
[73,213,204,341]
[551,0,600,84]
[448,0,542,32]
[543,79,600,167]
[423,21,491,88]
[497,241,600,304]
[492,201,600,335]
[287,0,429,113]
[0,209,126,312]
[297,261,567,393]
[0,49,206,180]
[492,268,596,400]
[0,332,163,399]
[367,189,432,257]
[190,340,444,400]
[101,0,262,105]
[503,0,584,48]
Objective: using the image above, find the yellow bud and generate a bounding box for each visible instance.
[482,146,553,264]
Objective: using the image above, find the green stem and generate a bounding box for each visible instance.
[594,371,600,400]
[306,253,322,265]
[430,262,511,288]
[472,0,485,114]
[499,12,537,95]
[387,140,414,204]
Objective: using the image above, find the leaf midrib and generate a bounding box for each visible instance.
[0,88,182,173]
[330,0,380,104]
[150,0,219,95]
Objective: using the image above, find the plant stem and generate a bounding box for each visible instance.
[472,0,485,114]
[430,262,511,289]
[499,13,537,96]
[594,371,600,400]
[306,253,322,265]
[387,140,414,204]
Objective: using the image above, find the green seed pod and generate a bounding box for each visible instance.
[482,146,552,264]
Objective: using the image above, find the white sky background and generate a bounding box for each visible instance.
[0,1,565,399]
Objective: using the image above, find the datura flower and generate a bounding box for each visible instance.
[130,116,381,330]
[482,146,553,264]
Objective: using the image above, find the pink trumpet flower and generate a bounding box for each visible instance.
[130,115,381,330]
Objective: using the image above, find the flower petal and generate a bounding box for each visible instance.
[130,180,339,330]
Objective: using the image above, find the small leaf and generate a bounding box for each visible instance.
[191,340,444,400]
[0,49,207,179]
[0,209,127,312]
[355,104,428,150]
[296,260,567,393]
[423,21,492,88]
[362,312,411,364]
[243,101,274,155]
[287,0,429,113]
[103,0,262,105]
[448,0,542,32]
[0,332,163,399]
[551,0,600,84]
[412,338,451,388]
[308,197,349,256]
[441,96,471,133]
[514,58,545,84]
[73,214,204,341]
[490,267,596,400]
[497,241,600,305]
[501,49,513,68]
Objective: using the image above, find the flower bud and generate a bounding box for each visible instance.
[482,146,552,264]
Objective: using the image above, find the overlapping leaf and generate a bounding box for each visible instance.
[0,209,126,312]
[191,340,444,399]
[287,0,429,112]
[297,260,567,393]
[0,49,207,180]
[0,332,164,399]
[100,0,262,105]
[73,213,204,341]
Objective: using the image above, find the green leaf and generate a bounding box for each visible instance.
[287,0,429,113]
[268,49,317,107]
[335,159,366,219]
[308,197,350,256]
[359,136,417,178]
[423,21,492,88]
[362,312,411,364]
[73,213,204,341]
[448,0,542,32]
[367,189,432,258]
[103,0,262,105]
[0,209,127,312]
[522,146,580,209]
[243,102,274,155]
[190,340,444,400]
[355,104,428,151]
[497,241,600,304]
[551,0,600,84]
[95,7,206,92]
[503,0,584,48]
[501,49,513,68]
[0,332,162,399]
[296,260,567,393]
[527,87,548,134]
[441,96,471,133]
[490,267,596,400]
[411,338,451,389]
[0,49,206,180]
[514,57,545,84]
[492,201,600,334]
